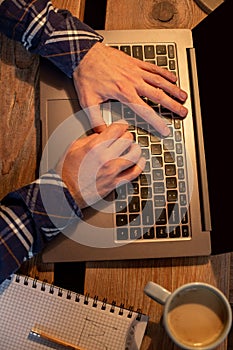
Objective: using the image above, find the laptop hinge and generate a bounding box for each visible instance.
[187,47,212,232]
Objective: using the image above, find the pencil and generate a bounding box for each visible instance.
[30,327,86,350]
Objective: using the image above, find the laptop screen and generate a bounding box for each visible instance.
[192,0,232,254]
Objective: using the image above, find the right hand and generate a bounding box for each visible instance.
[73,42,188,135]
[56,121,146,209]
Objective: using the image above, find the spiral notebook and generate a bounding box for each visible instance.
[0,274,148,350]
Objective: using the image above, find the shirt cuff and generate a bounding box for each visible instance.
[12,170,83,241]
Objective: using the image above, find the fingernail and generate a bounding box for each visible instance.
[181,106,188,117]
[161,124,170,137]
[114,119,129,125]
[180,91,187,100]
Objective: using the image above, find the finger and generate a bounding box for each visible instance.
[108,142,142,169]
[101,143,142,179]
[142,71,187,102]
[136,59,178,83]
[92,120,130,149]
[124,98,170,136]
[85,104,107,133]
[106,131,135,158]
[68,133,98,150]
[137,85,188,118]
[116,157,146,185]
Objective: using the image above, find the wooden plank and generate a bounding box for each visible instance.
[105,0,206,30]
[53,0,86,19]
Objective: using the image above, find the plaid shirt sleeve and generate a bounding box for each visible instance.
[0,0,103,77]
[0,170,82,284]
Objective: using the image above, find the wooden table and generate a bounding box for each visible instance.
[0,1,231,349]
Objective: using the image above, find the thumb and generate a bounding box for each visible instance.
[85,104,107,133]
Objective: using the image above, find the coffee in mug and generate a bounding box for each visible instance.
[144,281,232,350]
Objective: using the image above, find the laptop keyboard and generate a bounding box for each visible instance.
[107,43,191,243]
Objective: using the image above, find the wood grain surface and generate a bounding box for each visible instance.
[0,0,85,283]
[105,0,206,30]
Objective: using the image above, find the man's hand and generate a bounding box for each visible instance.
[73,42,188,136]
[56,121,145,209]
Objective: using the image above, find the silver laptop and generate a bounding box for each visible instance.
[40,0,232,262]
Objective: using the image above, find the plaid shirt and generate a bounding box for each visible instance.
[0,0,103,283]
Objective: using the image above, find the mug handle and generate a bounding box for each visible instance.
[144,281,171,305]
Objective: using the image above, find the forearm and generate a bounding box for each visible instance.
[0,0,103,77]
[0,170,82,284]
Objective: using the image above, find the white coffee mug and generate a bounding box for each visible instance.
[144,281,232,350]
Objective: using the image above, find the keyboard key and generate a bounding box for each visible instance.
[174,119,181,129]
[143,161,151,172]
[130,227,142,240]
[143,227,155,239]
[141,187,152,199]
[116,201,127,213]
[168,203,180,224]
[116,214,128,226]
[138,136,149,147]
[155,208,167,225]
[141,200,154,225]
[166,177,177,188]
[146,60,156,64]
[150,133,161,142]
[127,182,139,195]
[129,214,141,226]
[167,190,178,202]
[140,174,151,186]
[141,148,150,159]
[156,45,167,55]
[177,155,184,167]
[129,196,140,212]
[179,181,186,193]
[117,228,128,240]
[169,60,176,70]
[163,139,174,150]
[176,143,183,154]
[120,45,131,55]
[164,151,175,163]
[153,182,165,194]
[154,195,166,207]
[151,144,162,155]
[152,156,163,168]
[178,168,185,179]
[132,45,143,60]
[181,207,188,224]
[152,169,164,181]
[169,226,181,238]
[165,164,176,176]
[157,56,167,66]
[156,226,168,238]
[180,194,187,205]
[144,45,155,59]
[175,130,182,142]
[182,226,189,237]
[168,45,175,58]
[115,185,127,199]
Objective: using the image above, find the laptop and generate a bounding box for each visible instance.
[40,0,232,263]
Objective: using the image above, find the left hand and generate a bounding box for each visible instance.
[56,120,145,209]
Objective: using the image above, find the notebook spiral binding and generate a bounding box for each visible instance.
[15,274,143,321]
